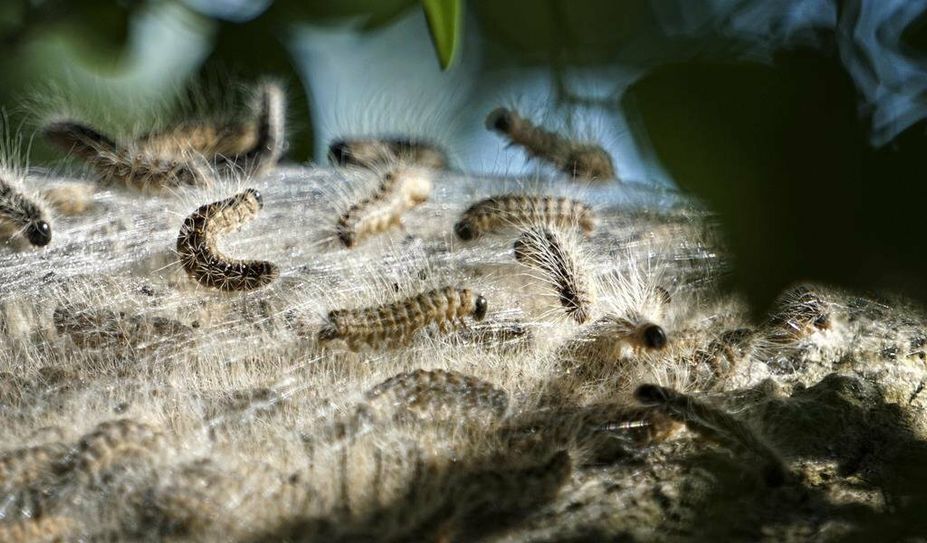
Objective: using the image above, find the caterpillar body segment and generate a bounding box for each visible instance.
[212,81,287,177]
[336,167,432,248]
[455,194,596,241]
[42,120,210,192]
[0,172,51,246]
[0,517,78,543]
[64,418,164,479]
[319,287,488,350]
[634,384,788,487]
[328,137,448,170]
[53,305,194,350]
[514,227,594,323]
[486,107,615,181]
[176,188,279,291]
[364,369,509,421]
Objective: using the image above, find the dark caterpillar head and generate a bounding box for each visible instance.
[633,383,671,405]
[485,107,513,134]
[327,140,350,165]
[641,324,667,350]
[473,295,488,321]
[454,220,476,241]
[26,220,51,247]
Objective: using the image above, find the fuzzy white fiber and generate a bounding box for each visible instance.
[1,164,926,542]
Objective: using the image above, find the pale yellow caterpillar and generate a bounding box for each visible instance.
[176,188,279,291]
[486,107,616,181]
[455,194,596,241]
[319,286,488,349]
[336,167,432,248]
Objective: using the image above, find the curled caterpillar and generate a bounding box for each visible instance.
[43,82,286,191]
[454,194,596,241]
[0,171,51,246]
[319,286,488,349]
[328,137,447,170]
[514,227,594,323]
[486,107,615,181]
[336,167,432,248]
[364,369,509,421]
[53,305,194,350]
[634,384,788,487]
[176,188,279,291]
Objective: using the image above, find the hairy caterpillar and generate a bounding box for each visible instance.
[634,384,787,487]
[454,319,531,352]
[63,418,164,479]
[40,182,94,216]
[0,171,51,246]
[0,441,70,518]
[42,120,211,192]
[514,226,594,323]
[336,167,432,248]
[319,286,488,349]
[176,188,279,291]
[42,82,286,191]
[328,137,447,170]
[363,369,509,421]
[139,81,286,178]
[454,194,596,241]
[486,107,615,181]
[53,305,193,350]
[767,285,832,341]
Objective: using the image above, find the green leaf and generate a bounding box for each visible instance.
[422,0,462,70]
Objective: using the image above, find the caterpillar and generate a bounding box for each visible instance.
[319,286,488,349]
[63,418,164,479]
[42,82,286,191]
[42,120,211,192]
[363,369,509,421]
[328,137,448,170]
[40,182,94,216]
[514,226,594,323]
[634,384,788,487]
[336,167,432,248]
[53,305,194,350]
[0,170,51,246]
[767,285,832,341]
[139,81,286,178]
[486,107,615,181]
[454,194,596,241]
[176,188,279,291]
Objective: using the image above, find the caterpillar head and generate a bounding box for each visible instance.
[474,295,488,321]
[26,220,52,247]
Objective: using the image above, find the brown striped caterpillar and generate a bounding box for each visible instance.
[328,137,447,170]
[318,286,488,349]
[634,384,788,487]
[514,226,594,323]
[42,82,286,192]
[53,305,194,350]
[486,107,616,181]
[176,188,279,291]
[363,369,508,421]
[454,194,596,241]
[0,170,51,247]
[336,167,432,248]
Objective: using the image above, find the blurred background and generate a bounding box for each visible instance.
[3,0,927,311]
